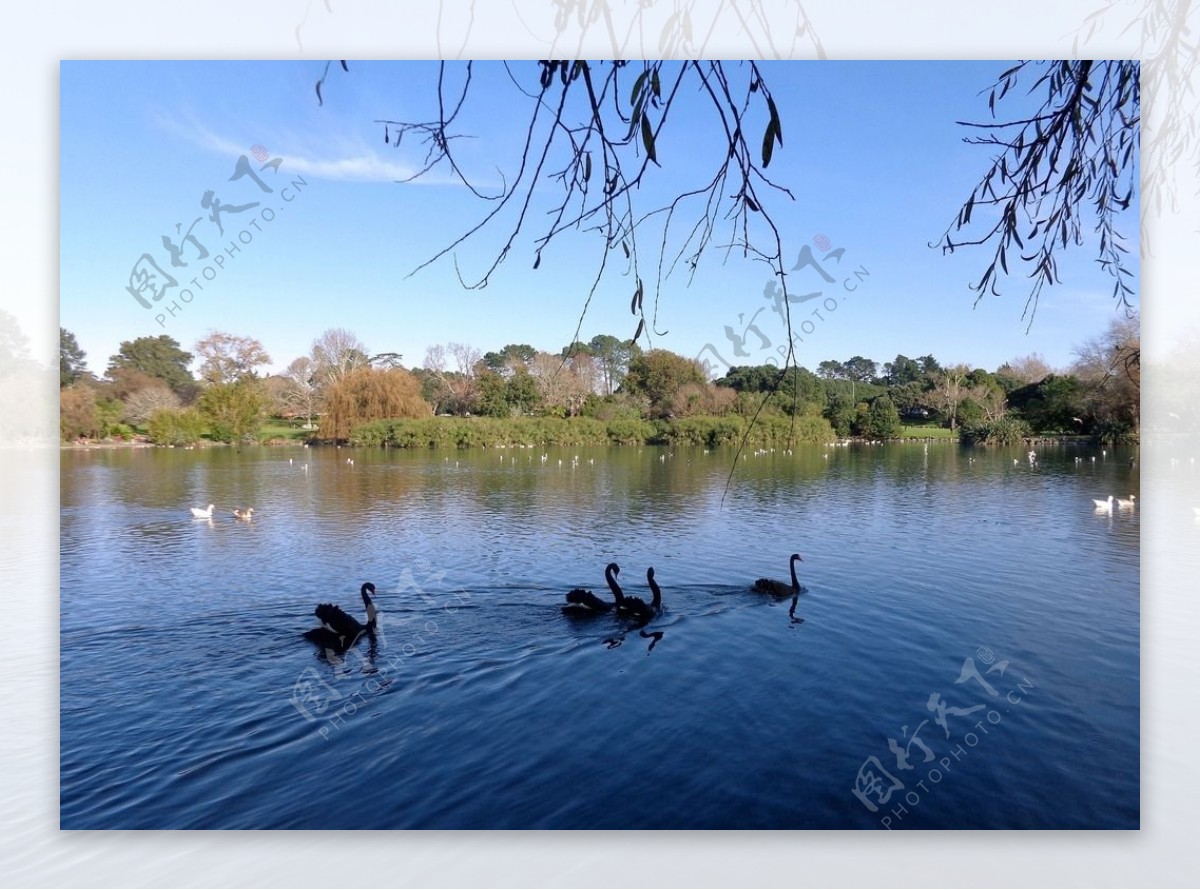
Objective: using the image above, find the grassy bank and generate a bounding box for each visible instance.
[899,424,958,439]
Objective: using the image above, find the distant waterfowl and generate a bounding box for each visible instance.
[1116,495,1136,510]
[190,504,214,519]
[304,582,378,651]
[615,567,663,624]
[562,562,623,615]
[1092,495,1114,513]
[232,507,254,520]
[753,553,805,597]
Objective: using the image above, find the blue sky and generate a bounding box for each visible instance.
[60,60,1139,379]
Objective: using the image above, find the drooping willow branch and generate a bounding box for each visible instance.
[934,60,1140,330]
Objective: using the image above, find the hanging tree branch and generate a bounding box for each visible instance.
[933,60,1139,330]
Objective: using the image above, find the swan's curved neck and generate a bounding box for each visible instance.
[605,566,624,602]
[361,585,377,626]
[790,556,800,590]
[648,572,661,608]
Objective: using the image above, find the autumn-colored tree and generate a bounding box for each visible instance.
[60,384,97,440]
[318,367,430,441]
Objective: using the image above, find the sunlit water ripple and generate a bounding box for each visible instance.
[60,442,1139,828]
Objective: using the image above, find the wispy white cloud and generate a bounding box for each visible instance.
[156,111,458,185]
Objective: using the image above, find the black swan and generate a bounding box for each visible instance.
[562,562,624,615]
[616,567,662,624]
[753,553,805,596]
[304,582,378,650]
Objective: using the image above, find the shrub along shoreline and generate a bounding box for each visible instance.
[59,414,1122,450]
[348,414,836,450]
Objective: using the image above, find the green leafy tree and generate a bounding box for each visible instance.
[60,328,88,388]
[859,394,902,439]
[587,335,637,396]
[817,359,844,380]
[621,349,707,418]
[482,343,537,374]
[475,369,512,417]
[108,335,196,398]
[1008,375,1085,433]
[843,355,879,384]
[147,407,207,446]
[882,354,922,386]
[198,381,267,443]
[917,355,942,377]
[824,391,856,437]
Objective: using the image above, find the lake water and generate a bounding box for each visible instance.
[60,441,1140,829]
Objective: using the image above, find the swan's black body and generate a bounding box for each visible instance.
[616,567,662,624]
[562,563,623,615]
[753,553,804,596]
[304,582,377,651]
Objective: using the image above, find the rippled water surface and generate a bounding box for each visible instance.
[60,442,1140,829]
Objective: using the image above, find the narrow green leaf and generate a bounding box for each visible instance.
[762,121,775,168]
[641,115,657,164]
[767,96,783,146]
[745,194,760,212]
[583,152,592,182]
[633,318,645,340]
[630,70,648,106]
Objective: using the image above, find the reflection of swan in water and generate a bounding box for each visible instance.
[304,582,378,651]
[562,562,623,615]
[788,592,806,626]
[190,504,214,519]
[616,567,662,624]
[603,629,665,653]
[753,553,805,596]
